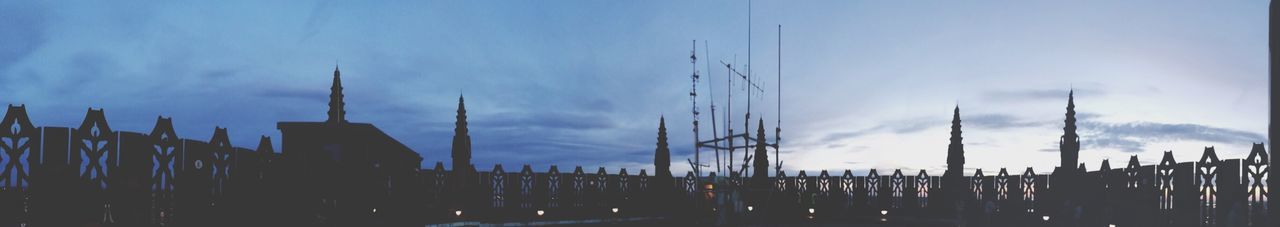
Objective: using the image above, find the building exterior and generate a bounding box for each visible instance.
[275,66,424,225]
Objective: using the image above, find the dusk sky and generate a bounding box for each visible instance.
[0,0,1269,176]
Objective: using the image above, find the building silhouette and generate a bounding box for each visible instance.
[0,67,1272,226]
[275,66,423,225]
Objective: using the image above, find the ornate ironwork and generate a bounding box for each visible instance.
[548,166,561,208]
[866,169,879,205]
[1244,144,1269,224]
[1,105,36,189]
[492,165,506,208]
[917,170,930,208]
[1197,147,1220,226]
[817,170,830,196]
[890,169,905,208]
[77,108,115,190]
[995,168,1009,201]
[520,165,533,209]
[1021,167,1036,213]
[841,170,855,208]
[572,166,585,207]
[971,169,984,201]
[1157,151,1176,213]
[210,127,234,200]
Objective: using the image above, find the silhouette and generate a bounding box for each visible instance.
[0,67,1271,226]
[943,105,967,220]
[449,94,475,216]
[1061,90,1080,170]
[751,118,769,187]
[1270,1,1278,220]
[275,67,422,225]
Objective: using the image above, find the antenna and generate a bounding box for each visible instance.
[689,40,702,178]
[686,0,779,179]
[775,24,783,174]
[707,40,721,175]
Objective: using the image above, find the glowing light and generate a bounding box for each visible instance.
[808,208,815,214]
[880,210,888,215]
[612,208,619,213]
[372,208,377,213]
[537,210,545,216]
[1042,215,1050,221]
[1109,225,1116,227]
[455,210,463,216]
[747,206,754,211]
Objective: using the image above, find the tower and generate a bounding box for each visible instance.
[1061,90,1080,169]
[327,66,346,126]
[944,105,967,205]
[451,95,472,173]
[946,105,965,178]
[655,117,672,179]
[751,118,770,185]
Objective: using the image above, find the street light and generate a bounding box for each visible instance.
[880,210,888,215]
[747,206,754,211]
[1042,215,1050,221]
[808,208,815,214]
[537,210,545,216]
[455,210,463,217]
[612,207,620,213]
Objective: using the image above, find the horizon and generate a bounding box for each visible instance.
[0,0,1269,176]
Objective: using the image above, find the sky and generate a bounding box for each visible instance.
[0,0,1270,176]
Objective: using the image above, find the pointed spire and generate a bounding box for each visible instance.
[1060,89,1080,169]
[1064,89,1077,136]
[946,105,965,175]
[327,66,346,125]
[752,118,770,183]
[950,105,963,145]
[655,116,671,178]
[451,94,472,173]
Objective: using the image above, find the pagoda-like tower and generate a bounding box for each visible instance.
[327,66,346,126]
[451,95,473,174]
[945,106,965,180]
[654,116,672,180]
[943,106,967,205]
[751,118,770,186]
[1060,90,1080,170]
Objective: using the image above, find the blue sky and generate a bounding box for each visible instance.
[0,0,1269,175]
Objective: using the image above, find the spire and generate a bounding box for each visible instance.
[950,105,963,145]
[1065,89,1077,136]
[1060,90,1080,169]
[451,95,472,173]
[655,116,671,178]
[326,66,346,125]
[752,118,770,184]
[946,105,964,172]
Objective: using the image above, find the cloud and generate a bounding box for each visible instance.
[0,1,48,72]
[820,113,1049,142]
[1079,121,1265,153]
[472,111,617,131]
[819,117,938,142]
[982,88,1105,102]
[256,88,329,102]
[965,114,1049,129]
